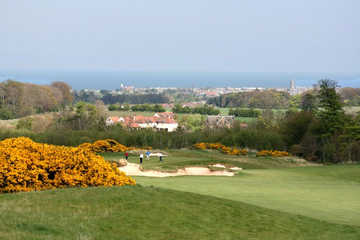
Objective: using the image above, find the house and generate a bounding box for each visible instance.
[154,112,175,119]
[106,112,178,132]
[153,117,178,132]
[206,116,235,128]
[106,116,121,126]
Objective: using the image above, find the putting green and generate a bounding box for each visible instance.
[136,165,360,226]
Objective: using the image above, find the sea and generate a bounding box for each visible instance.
[0,70,359,90]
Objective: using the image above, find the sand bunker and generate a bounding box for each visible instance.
[230,167,243,171]
[210,164,226,168]
[119,163,236,177]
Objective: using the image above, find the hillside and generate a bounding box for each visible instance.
[0,186,359,240]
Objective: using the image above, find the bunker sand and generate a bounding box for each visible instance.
[119,163,236,177]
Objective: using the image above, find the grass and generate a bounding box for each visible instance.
[101,149,309,171]
[136,165,360,226]
[0,186,360,239]
[235,117,257,123]
[105,150,360,226]
[1,148,359,239]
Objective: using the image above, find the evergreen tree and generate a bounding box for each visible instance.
[317,79,345,135]
[301,93,317,112]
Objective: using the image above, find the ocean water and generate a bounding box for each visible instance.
[0,70,359,90]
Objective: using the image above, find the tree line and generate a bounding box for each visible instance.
[207,89,291,109]
[0,80,72,119]
[172,104,220,115]
[229,108,261,118]
[207,87,360,109]
[108,104,166,112]
[74,90,170,105]
[1,79,359,163]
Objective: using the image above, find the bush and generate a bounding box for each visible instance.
[280,111,314,148]
[0,137,135,193]
[256,150,290,157]
[16,117,33,130]
[79,139,128,153]
[193,142,248,156]
[229,108,261,118]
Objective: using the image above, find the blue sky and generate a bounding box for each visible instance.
[1,0,359,72]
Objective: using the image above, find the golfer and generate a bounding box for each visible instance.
[140,153,143,164]
[146,151,151,160]
[125,152,129,160]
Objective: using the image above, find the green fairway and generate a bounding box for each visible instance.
[1,186,359,240]
[136,165,360,226]
[102,149,310,171]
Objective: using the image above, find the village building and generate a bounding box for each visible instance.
[106,112,178,132]
[154,112,175,119]
[105,116,121,126]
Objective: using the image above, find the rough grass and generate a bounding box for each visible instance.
[0,186,359,240]
[137,165,360,226]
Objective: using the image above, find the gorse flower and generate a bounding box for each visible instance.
[193,142,248,156]
[78,139,152,153]
[0,137,135,193]
[256,150,290,157]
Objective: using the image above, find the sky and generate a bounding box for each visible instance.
[1,0,359,73]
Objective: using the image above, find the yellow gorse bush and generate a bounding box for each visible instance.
[256,150,290,157]
[0,137,135,193]
[78,139,152,153]
[78,139,127,153]
[193,142,248,156]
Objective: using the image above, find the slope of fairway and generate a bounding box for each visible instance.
[0,186,359,239]
[137,165,360,226]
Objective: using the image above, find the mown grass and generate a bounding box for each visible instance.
[0,186,359,240]
[137,165,360,226]
[101,149,308,171]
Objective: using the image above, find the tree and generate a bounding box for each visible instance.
[153,104,165,112]
[280,111,314,148]
[301,92,317,112]
[317,79,345,135]
[51,82,73,106]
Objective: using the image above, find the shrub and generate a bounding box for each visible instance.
[256,150,290,157]
[78,139,152,153]
[0,137,135,193]
[79,139,128,153]
[193,142,248,156]
[16,117,33,130]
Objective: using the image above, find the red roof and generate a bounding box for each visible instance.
[130,123,140,128]
[109,116,120,122]
[154,112,175,119]
[120,114,178,128]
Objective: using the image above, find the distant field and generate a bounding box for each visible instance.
[0,119,18,129]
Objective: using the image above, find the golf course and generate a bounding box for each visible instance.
[0,149,359,239]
